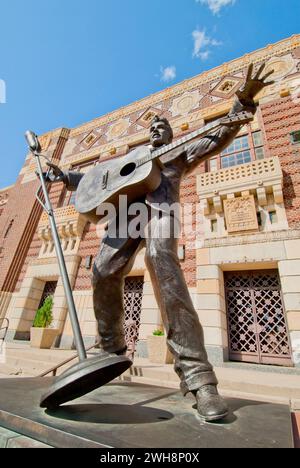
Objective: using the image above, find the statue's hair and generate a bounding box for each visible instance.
[151,115,174,141]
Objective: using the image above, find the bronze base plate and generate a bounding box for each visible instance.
[40,354,132,409]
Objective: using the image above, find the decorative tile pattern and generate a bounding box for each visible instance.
[169,91,201,117]
[264,53,297,80]
[136,107,163,128]
[106,118,131,141]
[81,131,100,149]
[210,76,243,99]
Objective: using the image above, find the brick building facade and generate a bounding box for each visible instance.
[1,35,300,368]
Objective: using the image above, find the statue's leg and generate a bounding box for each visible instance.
[93,230,143,355]
[145,212,218,395]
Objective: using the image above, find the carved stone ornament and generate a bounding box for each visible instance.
[169,91,201,117]
[136,107,163,128]
[106,118,130,141]
[224,195,259,234]
[264,54,296,81]
[210,76,243,99]
[81,131,100,149]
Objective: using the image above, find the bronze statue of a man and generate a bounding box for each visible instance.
[47,63,274,421]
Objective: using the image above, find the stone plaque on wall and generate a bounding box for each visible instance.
[224,195,259,234]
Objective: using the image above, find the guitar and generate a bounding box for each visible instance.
[75,111,253,223]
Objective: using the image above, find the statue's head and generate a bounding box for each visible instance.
[150,115,173,148]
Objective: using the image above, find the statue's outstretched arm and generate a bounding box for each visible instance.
[63,171,84,192]
[184,63,274,174]
[44,162,84,192]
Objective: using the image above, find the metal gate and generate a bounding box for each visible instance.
[38,281,58,309]
[225,270,292,366]
[123,276,144,358]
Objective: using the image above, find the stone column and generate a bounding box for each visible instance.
[6,274,45,341]
[196,248,228,365]
[50,255,82,348]
[279,239,300,367]
[138,271,161,357]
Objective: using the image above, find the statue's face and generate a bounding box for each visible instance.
[150,121,172,148]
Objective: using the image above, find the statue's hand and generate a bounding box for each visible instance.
[45,162,66,183]
[236,63,275,107]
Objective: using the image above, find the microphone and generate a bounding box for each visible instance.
[25,131,41,153]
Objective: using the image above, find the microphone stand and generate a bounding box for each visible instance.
[25,131,132,410]
[34,147,87,361]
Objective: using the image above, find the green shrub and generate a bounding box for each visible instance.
[33,296,54,328]
[153,329,164,336]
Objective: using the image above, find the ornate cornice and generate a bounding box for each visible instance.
[38,206,86,240]
[69,35,300,138]
[63,107,222,167]
[30,254,81,266]
[203,229,300,248]
[0,184,14,193]
[38,127,70,140]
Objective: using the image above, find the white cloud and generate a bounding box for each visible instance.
[198,50,210,61]
[192,29,221,61]
[160,66,176,83]
[196,0,236,15]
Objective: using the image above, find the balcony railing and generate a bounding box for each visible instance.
[197,156,285,228]
[197,157,283,199]
[39,205,79,226]
[38,205,87,257]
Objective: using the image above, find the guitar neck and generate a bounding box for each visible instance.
[136,117,227,168]
[135,110,253,167]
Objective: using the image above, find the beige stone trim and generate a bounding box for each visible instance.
[197,309,227,330]
[287,312,300,332]
[283,294,300,314]
[0,292,13,320]
[284,240,300,260]
[196,248,210,266]
[197,279,221,295]
[279,260,300,363]
[195,293,226,312]
[195,263,228,350]
[204,230,300,248]
[139,276,159,340]
[280,276,300,294]
[197,265,224,281]
[7,256,81,335]
[209,241,286,266]
[126,249,146,277]
[279,260,300,277]
[203,327,227,347]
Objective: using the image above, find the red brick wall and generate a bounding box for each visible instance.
[74,222,99,290]
[0,173,41,292]
[14,181,65,292]
[261,95,300,228]
[179,170,201,288]
[0,133,69,294]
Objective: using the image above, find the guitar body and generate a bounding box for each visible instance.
[75,147,162,223]
[75,111,253,224]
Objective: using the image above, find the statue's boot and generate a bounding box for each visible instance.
[194,385,229,422]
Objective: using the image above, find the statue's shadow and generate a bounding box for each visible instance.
[46,404,174,425]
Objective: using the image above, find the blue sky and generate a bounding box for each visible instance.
[0,0,299,187]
